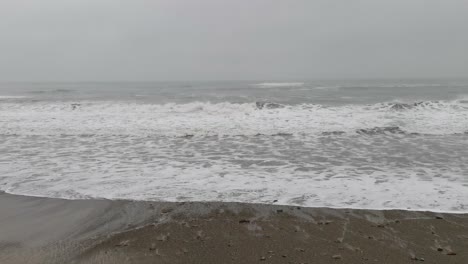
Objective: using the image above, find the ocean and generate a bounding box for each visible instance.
[0,80,467,212]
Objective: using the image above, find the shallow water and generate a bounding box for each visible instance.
[1,80,467,212]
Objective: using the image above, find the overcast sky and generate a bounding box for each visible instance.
[0,0,467,81]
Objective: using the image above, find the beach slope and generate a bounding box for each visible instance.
[1,192,467,264]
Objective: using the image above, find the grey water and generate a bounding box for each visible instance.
[1,79,468,105]
[0,79,467,212]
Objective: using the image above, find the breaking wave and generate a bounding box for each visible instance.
[253,82,305,88]
[0,95,28,99]
[0,100,467,137]
[373,100,468,111]
[28,89,75,94]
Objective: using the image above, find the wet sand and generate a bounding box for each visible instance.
[1,192,467,264]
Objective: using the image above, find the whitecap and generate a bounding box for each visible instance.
[252,82,304,88]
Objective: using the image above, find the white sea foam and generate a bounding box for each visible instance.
[0,133,467,213]
[0,95,27,99]
[253,82,305,88]
[0,100,466,136]
[0,100,467,212]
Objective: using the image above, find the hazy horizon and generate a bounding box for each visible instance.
[1,0,467,82]
[2,77,468,84]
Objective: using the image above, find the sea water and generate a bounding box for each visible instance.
[0,80,467,212]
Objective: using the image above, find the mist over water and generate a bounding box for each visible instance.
[1,80,468,212]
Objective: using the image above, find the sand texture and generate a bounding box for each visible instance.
[1,192,467,264]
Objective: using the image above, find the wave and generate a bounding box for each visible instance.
[255,101,285,109]
[252,82,304,88]
[0,100,467,137]
[28,89,75,94]
[0,95,27,99]
[372,100,468,111]
[356,126,407,135]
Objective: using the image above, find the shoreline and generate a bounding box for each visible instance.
[1,192,467,263]
[3,190,467,215]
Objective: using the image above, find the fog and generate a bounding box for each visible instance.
[1,0,467,81]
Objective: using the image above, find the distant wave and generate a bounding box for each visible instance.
[340,83,456,89]
[253,82,304,88]
[28,89,75,94]
[0,95,27,99]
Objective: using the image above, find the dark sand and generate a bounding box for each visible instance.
[1,192,467,264]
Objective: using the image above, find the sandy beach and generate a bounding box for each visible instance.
[0,191,467,264]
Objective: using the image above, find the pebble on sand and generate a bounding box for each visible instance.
[149,243,156,251]
[332,254,342,260]
[115,240,130,247]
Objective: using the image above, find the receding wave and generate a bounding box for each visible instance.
[1,99,468,213]
[0,100,466,137]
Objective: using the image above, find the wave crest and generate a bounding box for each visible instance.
[253,82,304,88]
[0,100,466,137]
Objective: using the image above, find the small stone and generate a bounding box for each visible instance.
[276,209,283,213]
[260,256,266,261]
[115,240,130,247]
[332,254,342,260]
[296,207,301,210]
[282,255,287,258]
[149,243,157,251]
[419,258,425,261]
[239,219,250,224]
[377,224,385,228]
[273,199,278,203]
[161,208,173,214]
[435,216,444,219]
[437,248,443,252]
[156,234,168,241]
[196,230,204,240]
[447,252,457,256]
[395,220,401,223]
[182,248,188,254]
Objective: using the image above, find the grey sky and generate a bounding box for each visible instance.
[1,0,467,81]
